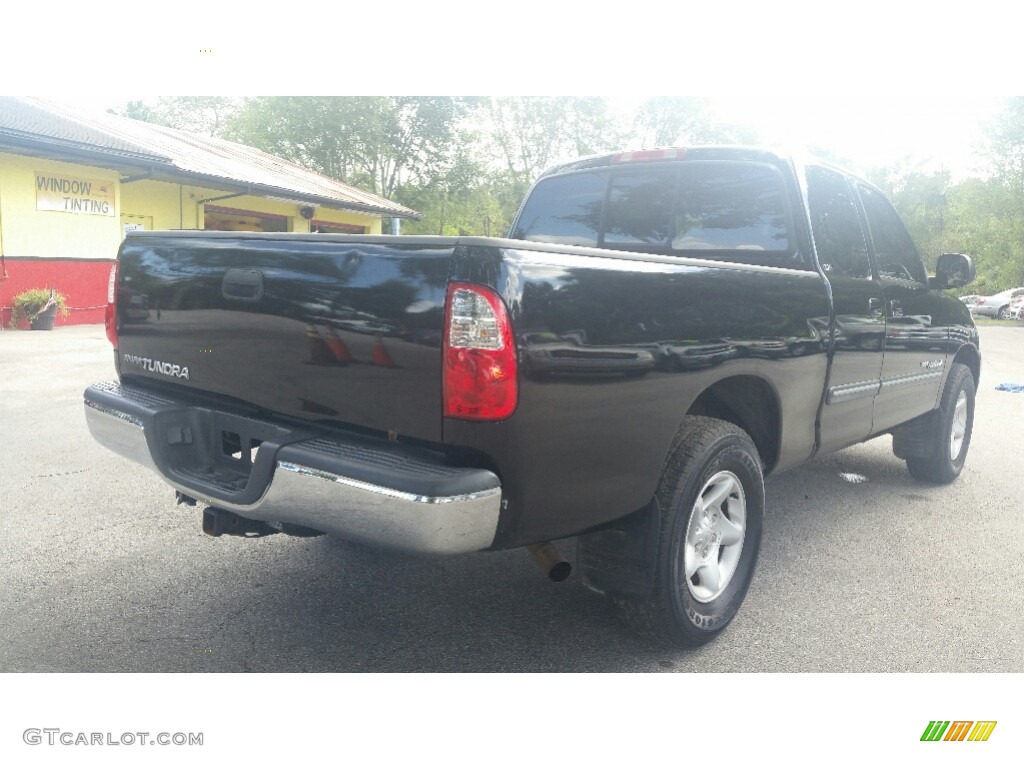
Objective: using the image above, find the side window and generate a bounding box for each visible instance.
[805,166,872,279]
[857,184,926,284]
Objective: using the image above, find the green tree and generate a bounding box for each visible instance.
[109,97,240,136]
[867,161,955,271]
[973,97,1024,288]
[631,97,758,147]
[108,99,154,122]
[485,97,628,195]
[224,97,475,199]
[398,183,509,237]
[981,97,1024,191]
[947,178,1024,292]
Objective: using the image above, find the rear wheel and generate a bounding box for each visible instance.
[905,362,975,483]
[613,417,764,647]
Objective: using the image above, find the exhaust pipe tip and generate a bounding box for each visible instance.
[547,560,572,583]
[527,542,572,582]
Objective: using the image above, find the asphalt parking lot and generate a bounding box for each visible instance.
[1,323,1022,672]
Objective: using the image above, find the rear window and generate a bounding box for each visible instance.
[512,161,797,265]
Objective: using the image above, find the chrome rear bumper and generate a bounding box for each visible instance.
[84,382,501,555]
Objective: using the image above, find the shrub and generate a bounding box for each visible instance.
[10,288,70,327]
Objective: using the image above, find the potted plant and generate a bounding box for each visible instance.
[10,288,69,330]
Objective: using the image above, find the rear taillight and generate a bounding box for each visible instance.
[104,262,118,347]
[443,283,518,421]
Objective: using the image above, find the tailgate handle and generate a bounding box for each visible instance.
[222,269,264,302]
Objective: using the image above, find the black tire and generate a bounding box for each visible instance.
[906,362,975,484]
[997,305,1011,320]
[613,417,764,647]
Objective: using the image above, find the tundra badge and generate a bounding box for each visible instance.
[122,353,191,380]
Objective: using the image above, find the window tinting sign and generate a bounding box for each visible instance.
[36,173,115,216]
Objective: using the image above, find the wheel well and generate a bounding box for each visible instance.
[953,345,981,388]
[685,376,780,473]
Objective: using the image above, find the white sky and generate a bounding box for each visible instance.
[39,91,1003,185]
[608,93,1002,179]
[709,93,1001,179]
[4,1,1018,181]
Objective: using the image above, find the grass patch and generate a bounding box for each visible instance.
[973,317,1024,327]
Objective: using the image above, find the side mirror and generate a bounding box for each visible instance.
[931,252,975,289]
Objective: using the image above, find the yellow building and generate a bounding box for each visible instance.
[0,97,419,326]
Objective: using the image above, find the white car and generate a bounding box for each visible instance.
[1009,295,1024,320]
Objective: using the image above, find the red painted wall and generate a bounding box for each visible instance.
[0,258,111,327]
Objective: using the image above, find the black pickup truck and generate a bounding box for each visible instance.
[84,146,979,647]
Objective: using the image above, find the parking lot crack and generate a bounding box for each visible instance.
[30,468,88,479]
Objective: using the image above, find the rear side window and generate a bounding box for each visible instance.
[512,161,798,265]
[510,170,608,247]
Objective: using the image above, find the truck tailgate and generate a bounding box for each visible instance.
[115,233,454,442]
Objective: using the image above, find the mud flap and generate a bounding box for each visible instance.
[892,409,940,459]
[577,498,661,599]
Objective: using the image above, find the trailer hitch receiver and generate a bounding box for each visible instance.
[201,507,323,538]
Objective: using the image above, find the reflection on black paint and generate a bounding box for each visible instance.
[519,330,656,379]
[117,235,452,442]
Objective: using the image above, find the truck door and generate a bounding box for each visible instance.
[855,182,946,433]
[805,166,886,453]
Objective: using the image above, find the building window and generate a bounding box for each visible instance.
[311,220,366,234]
[204,205,289,232]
